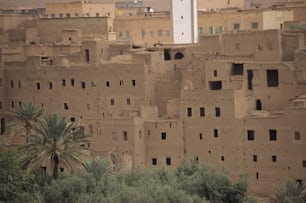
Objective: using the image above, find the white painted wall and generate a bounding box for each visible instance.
[171,0,198,44]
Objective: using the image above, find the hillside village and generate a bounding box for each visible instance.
[0,0,306,196]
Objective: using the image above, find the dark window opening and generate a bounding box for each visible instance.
[36,82,40,90]
[166,157,171,165]
[106,81,110,87]
[200,107,205,117]
[174,52,184,60]
[221,156,224,161]
[152,158,157,165]
[18,80,21,88]
[85,49,90,62]
[161,132,167,140]
[253,155,257,162]
[10,80,14,88]
[256,99,262,110]
[49,82,53,90]
[0,101,2,109]
[303,160,306,167]
[164,49,171,60]
[272,155,277,162]
[19,101,22,107]
[214,129,218,138]
[123,131,128,141]
[247,130,255,141]
[71,79,75,86]
[209,81,222,90]
[269,129,277,141]
[70,117,75,122]
[215,107,221,117]
[199,133,203,140]
[294,131,300,140]
[126,98,131,105]
[0,118,5,134]
[62,79,66,86]
[187,107,192,117]
[247,70,253,90]
[214,70,217,77]
[131,80,136,86]
[10,100,14,109]
[256,172,259,180]
[64,103,69,110]
[267,69,279,87]
[59,167,64,172]
[119,80,123,86]
[232,63,244,75]
[110,99,115,106]
[81,81,86,89]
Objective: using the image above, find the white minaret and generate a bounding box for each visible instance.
[171,0,198,44]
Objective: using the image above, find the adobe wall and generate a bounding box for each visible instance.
[198,0,245,10]
[0,15,34,31]
[37,17,110,43]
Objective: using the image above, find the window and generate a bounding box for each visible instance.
[74,13,78,17]
[214,70,217,77]
[158,30,162,37]
[1,118,5,134]
[59,13,63,18]
[126,98,131,105]
[303,160,306,167]
[0,101,2,109]
[10,80,14,88]
[199,133,203,140]
[110,99,115,106]
[209,81,222,90]
[164,49,171,60]
[70,117,75,122]
[200,107,205,117]
[64,103,69,110]
[36,82,40,90]
[294,131,300,140]
[123,131,128,141]
[267,69,279,87]
[0,78,2,87]
[85,49,90,62]
[251,22,258,29]
[81,81,86,89]
[199,27,204,34]
[253,155,257,162]
[119,80,123,86]
[50,13,55,17]
[233,23,240,30]
[150,31,154,37]
[161,132,167,140]
[62,79,66,86]
[106,81,110,87]
[272,155,277,162]
[10,100,14,109]
[269,129,277,141]
[96,12,99,17]
[152,158,157,165]
[209,26,214,35]
[214,129,218,138]
[247,130,255,141]
[221,156,224,161]
[18,80,21,88]
[248,70,253,90]
[66,13,70,17]
[187,107,192,117]
[232,63,244,75]
[47,82,52,90]
[71,79,75,86]
[215,107,221,117]
[166,157,171,165]
[131,80,136,86]
[256,99,262,110]
[166,30,170,37]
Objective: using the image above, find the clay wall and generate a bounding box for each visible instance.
[198,0,245,10]
[144,120,184,167]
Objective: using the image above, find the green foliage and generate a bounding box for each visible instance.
[20,113,92,179]
[275,180,306,203]
[83,156,111,184]
[0,148,35,202]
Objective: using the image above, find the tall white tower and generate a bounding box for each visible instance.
[171,0,198,44]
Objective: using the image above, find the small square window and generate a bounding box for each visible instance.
[36,82,41,90]
[233,23,240,30]
[199,133,203,140]
[62,79,66,86]
[214,70,217,77]
[214,129,218,138]
[71,79,75,86]
[161,132,167,140]
[272,155,277,162]
[18,80,21,88]
[126,98,131,105]
[251,22,258,29]
[106,81,110,87]
[200,107,205,117]
[187,107,192,117]
[10,80,14,88]
[131,80,136,86]
[70,117,75,122]
[303,160,306,167]
[247,130,255,141]
[269,129,277,141]
[215,107,221,117]
[81,81,86,89]
[0,101,2,109]
[110,99,115,106]
[166,157,171,165]
[64,103,69,110]
[294,131,300,140]
[221,156,224,161]
[152,158,157,165]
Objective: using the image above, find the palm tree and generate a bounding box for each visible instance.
[7,101,44,138]
[275,180,306,203]
[83,156,111,184]
[20,113,91,179]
